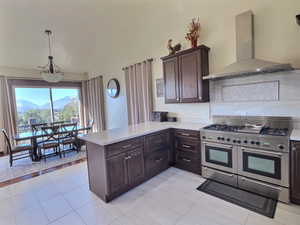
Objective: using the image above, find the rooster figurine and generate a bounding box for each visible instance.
[167,39,181,55]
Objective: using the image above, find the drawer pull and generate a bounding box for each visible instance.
[180,133,190,137]
[182,158,191,163]
[122,144,132,149]
[155,158,163,163]
[124,156,132,160]
[182,144,191,148]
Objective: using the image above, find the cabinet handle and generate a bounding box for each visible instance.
[180,133,190,136]
[122,144,132,149]
[292,147,297,152]
[176,97,179,101]
[155,158,163,163]
[182,144,191,148]
[125,156,132,160]
[182,158,191,163]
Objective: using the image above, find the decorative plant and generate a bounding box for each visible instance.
[185,18,201,48]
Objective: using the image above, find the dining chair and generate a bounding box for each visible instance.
[2,129,33,166]
[38,126,61,161]
[60,122,78,156]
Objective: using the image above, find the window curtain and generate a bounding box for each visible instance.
[124,59,153,125]
[0,76,17,154]
[82,76,106,132]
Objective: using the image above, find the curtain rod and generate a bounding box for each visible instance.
[122,58,153,71]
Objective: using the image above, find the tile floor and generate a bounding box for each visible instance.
[0,163,299,225]
[0,149,86,182]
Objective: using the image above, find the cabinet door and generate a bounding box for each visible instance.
[127,148,145,185]
[291,142,300,204]
[163,57,179,103]
[107,153,128,195]
[179,51,201,103]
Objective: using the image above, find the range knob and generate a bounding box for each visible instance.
[251,141,255,145]
[233,140,236,143]
[226,138,231,142]
[221,137,225,141]
[237,140,241,144]
[202,136,206,139]
[278,145,284,150]
[217,137,221,140]
[244,140,248,144]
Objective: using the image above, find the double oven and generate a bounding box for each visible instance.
[201,130,290,203]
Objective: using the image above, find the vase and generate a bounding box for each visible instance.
[191,38,198,48]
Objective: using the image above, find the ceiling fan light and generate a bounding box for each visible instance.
[41,72,64,83]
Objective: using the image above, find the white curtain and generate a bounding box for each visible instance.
[124,59,153,125]
[82,76,106,132]
[0,76,16,153]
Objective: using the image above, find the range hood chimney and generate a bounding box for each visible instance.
[204,10,293,80]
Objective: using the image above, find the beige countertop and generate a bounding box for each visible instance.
[79,121,208,146]
[290,129,300,141]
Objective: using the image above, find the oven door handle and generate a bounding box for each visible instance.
[241,148,283,157]
[203,142,233,150]
[240,177,282,191]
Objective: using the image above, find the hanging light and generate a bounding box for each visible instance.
[39,30,64,83]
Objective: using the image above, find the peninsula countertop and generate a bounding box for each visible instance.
[78,121,208,146]
[290,129,300,141]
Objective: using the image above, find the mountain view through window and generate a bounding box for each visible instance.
[15,87,80,132]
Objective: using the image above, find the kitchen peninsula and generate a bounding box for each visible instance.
[79,122,207,202]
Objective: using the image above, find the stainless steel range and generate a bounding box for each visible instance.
[200,116,292,203]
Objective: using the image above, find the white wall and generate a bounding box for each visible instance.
[87,0,300,128]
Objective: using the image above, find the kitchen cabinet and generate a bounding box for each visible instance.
[86,130,170,202]
[173,129,202,174]
[107,153,128,195]
[161,45,210,104]
[291,141,300,204]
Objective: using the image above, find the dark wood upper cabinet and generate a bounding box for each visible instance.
[163,57,179,103]
[291,141,300,204]
[161,45,210,104]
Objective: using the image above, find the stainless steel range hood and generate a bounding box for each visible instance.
[204,10,294,80]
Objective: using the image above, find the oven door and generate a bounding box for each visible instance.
[202,142,237,173]
[238,147,289,187]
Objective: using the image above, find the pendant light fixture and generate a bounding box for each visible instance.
[39,30,64,82]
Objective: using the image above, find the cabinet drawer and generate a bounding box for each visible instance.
[106,137,143,158]
[145,131,169,154]
[175,138,200,154]
[145,150,169,177]
[175,150,201,174]
[174,129,200,140]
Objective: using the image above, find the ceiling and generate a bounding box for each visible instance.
[0,0,103,73]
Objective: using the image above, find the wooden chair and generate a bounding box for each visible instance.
[77,119,94,150]
[38,126,61,161]
[60,123,78,156]
[2,129,33,166]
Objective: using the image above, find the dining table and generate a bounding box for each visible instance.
[14,126,92,161]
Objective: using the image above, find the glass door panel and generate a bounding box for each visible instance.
[51,88,80,124]
[243,152,281,179]
[205,145,233,168]
[15,88,51,132]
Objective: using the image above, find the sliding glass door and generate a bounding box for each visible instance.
[14,87,81,132]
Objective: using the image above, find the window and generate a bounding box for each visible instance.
[14,87,81,132]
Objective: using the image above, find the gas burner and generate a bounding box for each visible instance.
[203,124,243,132]
[261,127,289,136]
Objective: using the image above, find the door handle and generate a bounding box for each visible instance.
[122,144,132,149]
[241,148,283,157]
[182,158,191,163]
[182,144,191,148]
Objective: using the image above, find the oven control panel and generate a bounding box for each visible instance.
[200,131,289,152]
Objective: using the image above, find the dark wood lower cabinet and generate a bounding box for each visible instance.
[291,141,300,204]
[173,129,202,175]
[86,128,201,202]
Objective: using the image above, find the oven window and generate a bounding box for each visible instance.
[243,152,281,179]
[205,145,232,168]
